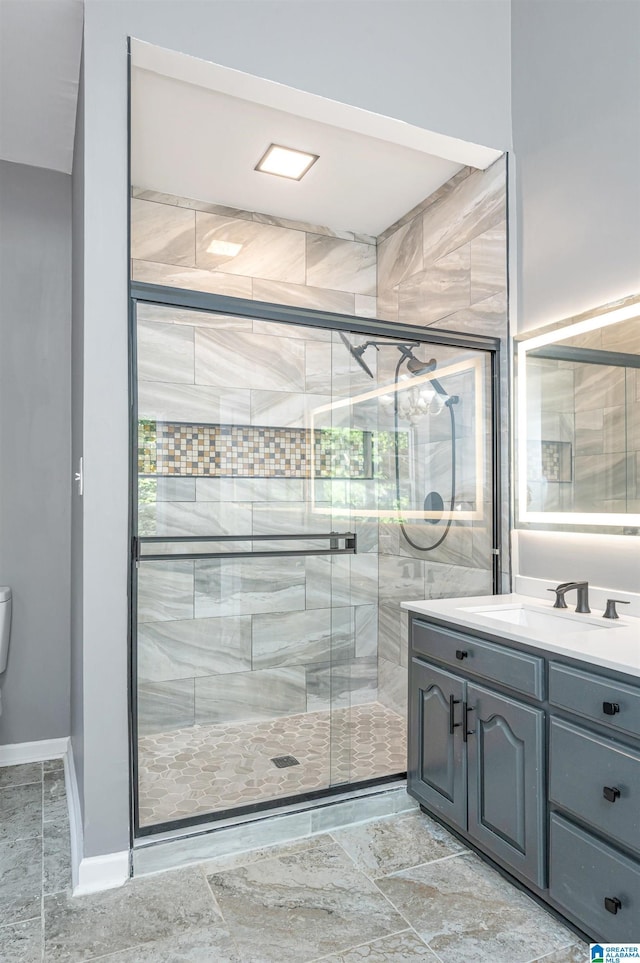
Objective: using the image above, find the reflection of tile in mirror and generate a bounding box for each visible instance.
[574,363,625,410]
[573,452,627,511]
[540,440,572,483]
[603,405,627,453]
[574,409,603,456]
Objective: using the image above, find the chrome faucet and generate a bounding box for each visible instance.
[548,581,590,613]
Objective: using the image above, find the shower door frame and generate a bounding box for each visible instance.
[128,280,503,840]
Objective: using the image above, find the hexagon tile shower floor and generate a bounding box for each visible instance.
[138,702,406,825]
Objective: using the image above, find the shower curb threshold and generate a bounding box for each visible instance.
[132,781,416,877]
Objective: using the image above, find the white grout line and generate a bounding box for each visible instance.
[375,849,470,880]
[199,863,244,960]
[327,822,469,882]
[363,876,445,963]
[326,830,443,960]
[306,927,418,963]
[522,941,583,963]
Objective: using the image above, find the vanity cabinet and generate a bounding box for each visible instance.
[409,661,466,827]
[409,629,546,887]
[548,663,640,941]
[408,613,640,943]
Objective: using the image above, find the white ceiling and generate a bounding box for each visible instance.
[131,68,467,236]
[0,4,503,233]
[0,0,83,175]
[130,43,502,238]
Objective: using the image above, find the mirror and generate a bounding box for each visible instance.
[516,297,640,532]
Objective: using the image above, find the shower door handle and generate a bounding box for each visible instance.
[134,532,358,561]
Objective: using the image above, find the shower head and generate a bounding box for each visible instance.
[405,351,453,398]
[338,336,451,391]
[339,332,375,379]
[406,355,437,377]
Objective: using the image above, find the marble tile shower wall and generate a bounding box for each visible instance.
[375,158,508,716]
[131,189,378,318]
[131,190,381,737]
[132,164,508,736]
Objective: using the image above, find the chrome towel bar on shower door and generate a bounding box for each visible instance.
[133,532,358,562]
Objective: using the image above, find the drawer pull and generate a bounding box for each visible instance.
[603,701,620,715]
[603,785,621,803]
[455,649,468,660]
[604,896,622,915]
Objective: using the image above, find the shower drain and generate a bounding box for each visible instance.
[270,755,300,769]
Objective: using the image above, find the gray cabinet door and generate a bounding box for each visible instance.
[408,659,466,829]
[466,683,545,887]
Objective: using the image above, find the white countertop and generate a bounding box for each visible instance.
[401,593,640,678]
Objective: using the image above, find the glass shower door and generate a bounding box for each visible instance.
[132,295,496,833]
[133,302,372,831]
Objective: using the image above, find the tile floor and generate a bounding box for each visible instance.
[1,758,589,963]
[138,702,407,826]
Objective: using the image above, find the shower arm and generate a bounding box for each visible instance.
[359,339,421,350]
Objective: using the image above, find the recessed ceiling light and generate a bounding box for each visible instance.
[255,144,319,181]
[206,239,243,258]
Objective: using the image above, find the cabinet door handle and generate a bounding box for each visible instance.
[463,703,475,742]
[604,896,622,915]
[448,695,461,735]
[455,649,468,660]
[603,701,620,715]
[603,786,621,803]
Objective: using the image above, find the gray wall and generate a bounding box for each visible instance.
[0,160,71,745]
[511,0,640,590]
[71,55,84,816]
[77,0,512,857]
[512,0,640,333]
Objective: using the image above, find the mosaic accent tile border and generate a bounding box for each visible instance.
[527,439,573,483]
[541,440,572,483]
[138,420,372,479]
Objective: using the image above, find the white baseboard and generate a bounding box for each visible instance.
[0,736,70,766]
[0,738,129,895]
[74,850,130,896]
[63,744,129,895]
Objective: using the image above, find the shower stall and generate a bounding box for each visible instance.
[130,284,499,836]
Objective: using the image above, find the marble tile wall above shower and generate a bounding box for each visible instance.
[374,158,508,717]
[376,157,507,336]
[131,190,377,317]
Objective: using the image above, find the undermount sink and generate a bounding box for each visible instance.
[458,602,616,633]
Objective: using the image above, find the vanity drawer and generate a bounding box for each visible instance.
[550,813,640,942]
[549,662,640,739]
[549,717,640,855]
[411,620,544,699]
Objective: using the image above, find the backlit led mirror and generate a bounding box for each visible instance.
[516,297,640,532]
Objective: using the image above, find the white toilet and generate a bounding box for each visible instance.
[0,586,12,717]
